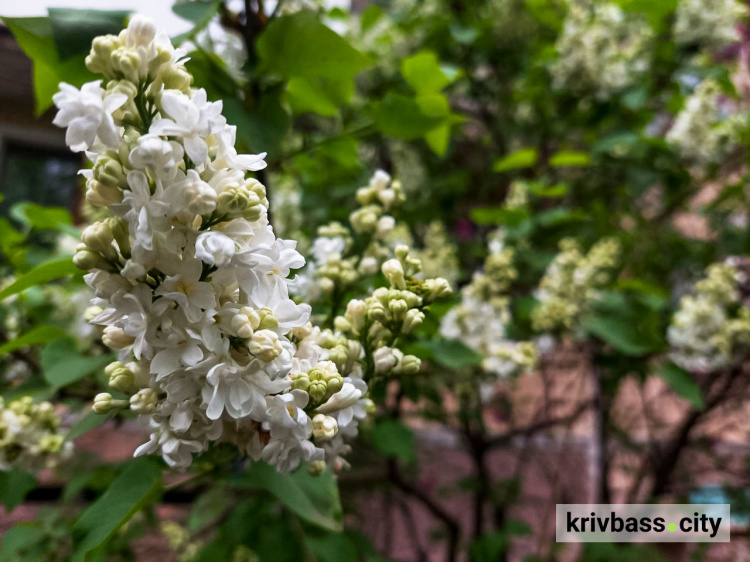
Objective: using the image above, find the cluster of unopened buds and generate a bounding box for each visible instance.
[335,246,452,381]
[0,397,71,472]
[668,259,750,373]
[441,228,538,380]
[550,0,653,99]
[294,170,405,302]
[531,237,621,334]
[54,16,376,473]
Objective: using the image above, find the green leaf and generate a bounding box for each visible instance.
[235,463,342,532]
[65,410,115,442]
[425,123,451,156]
[223,93,290,159]
[535,208,590,227]
[548,150,592,167]
[0,325,66,358]
[1,16,96,114]
[48,8,129,61]
[360,5,383,32]
[659,362,704,409]
[0,258,79,302]
[528,182,569,198]
[372,93,444,139]
[286,77,338,117]
[188,486,231,532]
[615,0,677,28]
[257,11,369,81]
[581,314,654,356]
[401,50,454,93]
[471,207,529,226]
[367,419,414,462]
[0,469,37,512]
[420,338,484,369]
[492,148,538,172]
[41,338,113,389]
[172,0,219,27]
[72,458,162,561]
[10,202,73,231]
[0,523,45,562]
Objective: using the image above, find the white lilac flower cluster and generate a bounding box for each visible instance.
[53,16,367,473]
[550,1,653,99]
[293,170,405,303]
[666,79,744,166]
[674,0,748,48]
[412,222,460,288]
[668,260,750,373]
[531,238,621,333]
[0,397,71,472]
[441,230,537,379]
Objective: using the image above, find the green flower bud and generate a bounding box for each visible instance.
[86,178,123,207]
[73,246,111,272]
[86,35,120,76]
[307,460,327,477]
[93,393,114,414]
[111,47,143,82]
[400,355,421,375]
[308,380,327,403]
[130,388,158,414]
[81,222,117,260]
[105,216,131,259]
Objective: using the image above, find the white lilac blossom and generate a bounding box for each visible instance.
[666,79,744,166]
[291,170,405,303]
[55,16,370,473]
[550,1,653,99]
[0,397,72,472]
[531,237,621,333]
[441,228,538,382]
[668,260,750,372]
[674,0,748,48]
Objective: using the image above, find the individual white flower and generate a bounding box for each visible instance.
[151,89,225,164]
[129,134,185,179]
[312,414,338,440]
[195,231,236,267]
[53,81,127,151]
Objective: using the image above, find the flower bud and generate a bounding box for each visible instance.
[93,393,114,414]
[382,259,406,289]
[359,256,379,275]
[94,152,128,188]
[152,65,193,92]
[105,216,131,258]
[424,277,452,301]
[84,306,103,322]
[402,309,425,333]
[400,354,421,375]
[106,361,135,392]
[248,329,282,362]
[86,179,123,207]
[102,326,135,350]
[374,346,398,373]
[350,205,380,233]
[308,380,327,403]
[73,246,111,271]
[86,35,120,75]
[130,388,158,414]
[312,414,338,440]
[81,222,117,260]
[307,460,327,477]
[216,185,261,219]
[388,299,408,320]
[111,46,144,82]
